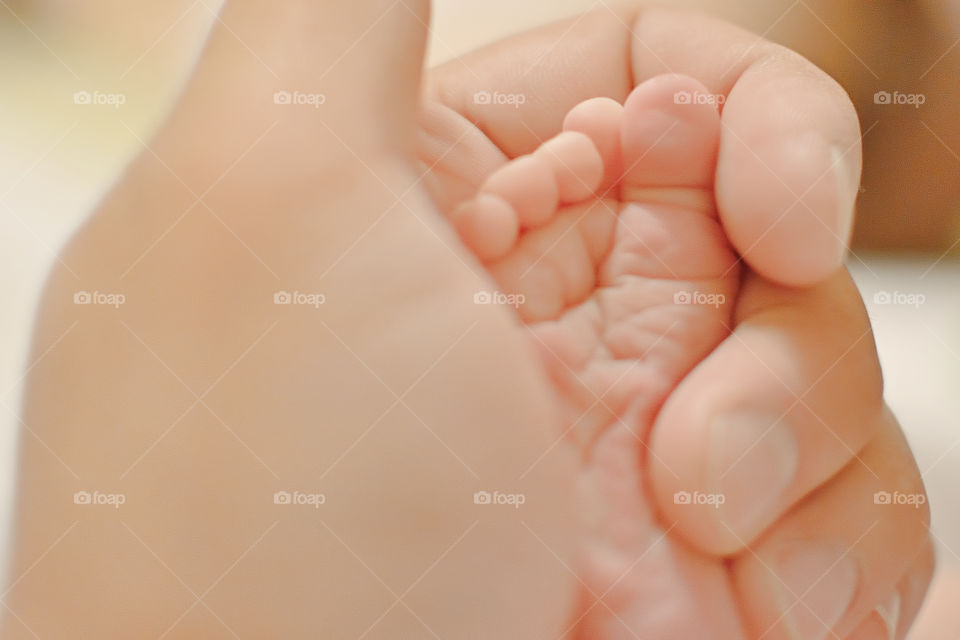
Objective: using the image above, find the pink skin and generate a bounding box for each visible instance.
[450,72,934,640]
[424,7,933,630]
[453,73,745,638]
[2,1,935,637]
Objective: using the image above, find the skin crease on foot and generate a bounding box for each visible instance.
[0,1,933,639]
[451,74,747,637]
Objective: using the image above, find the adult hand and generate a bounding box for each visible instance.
[421,6,932,638]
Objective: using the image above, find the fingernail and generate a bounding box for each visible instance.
[707,414,799,536]
[831,144,857,256]
[775,544,859,640]
[875,591,901,640]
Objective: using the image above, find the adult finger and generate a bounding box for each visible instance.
[649,269,884,554]
[426,5,862,285]
[732,411,932,640]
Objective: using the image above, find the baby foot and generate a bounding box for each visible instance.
[451,74,746,638]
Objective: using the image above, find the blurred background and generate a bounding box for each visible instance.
[0,0,958,636]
